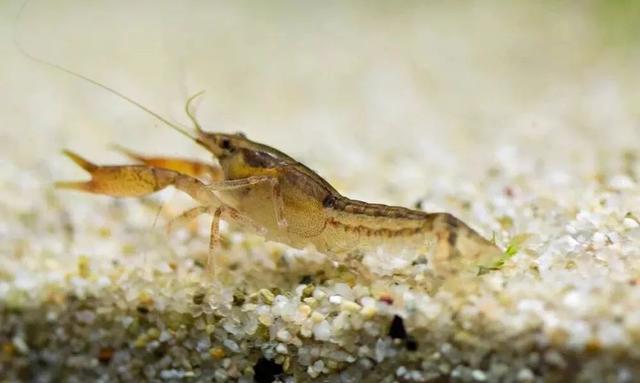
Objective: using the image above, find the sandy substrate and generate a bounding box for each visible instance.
[2,1,640,382]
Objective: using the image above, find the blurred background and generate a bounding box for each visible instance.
[1,0,639,207]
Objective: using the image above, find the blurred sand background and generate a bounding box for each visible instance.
[2,0,639,201]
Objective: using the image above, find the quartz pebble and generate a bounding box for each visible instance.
[313,320,332,341]
[329,295,343,305]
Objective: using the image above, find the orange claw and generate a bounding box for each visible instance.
[111,144,223,181]
[56,150,180,197]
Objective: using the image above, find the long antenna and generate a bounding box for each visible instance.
[14,0,199,143]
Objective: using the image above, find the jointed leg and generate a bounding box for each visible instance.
[167,204,265,235]
[166,206,210,233]
[56,150,221,207]
[167,204,265,274]
[207,175,288,229]
[109,144,287,230]
[112,145,223,182]
[111,144,286,229]
[58,150,266,275]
